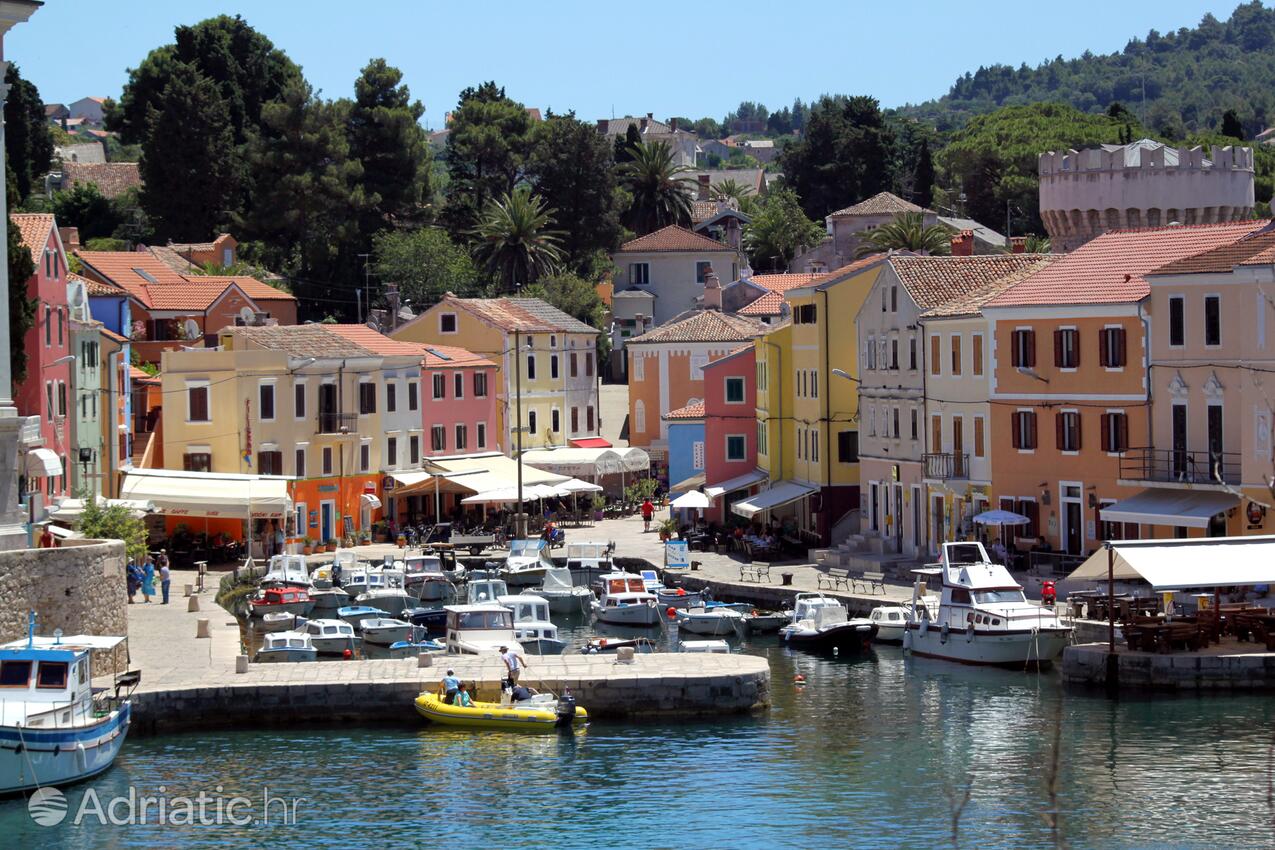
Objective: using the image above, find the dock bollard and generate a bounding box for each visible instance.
[235,655,249,674]
[417,653,433,668]
[195,618,210,639]
[615,646,635,663]
[187,595,200,612]
[184,583,193,598]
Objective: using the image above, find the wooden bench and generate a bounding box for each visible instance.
[852,571,887,595]
[817,567,852,591]
[739,562,773,583]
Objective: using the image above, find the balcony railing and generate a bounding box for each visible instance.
[1119,446,1241,486]
[923,452,969,480]
[316,411,357,434]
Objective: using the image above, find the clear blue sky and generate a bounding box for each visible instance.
[7,0,1249,128]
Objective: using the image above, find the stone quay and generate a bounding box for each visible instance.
[1062,642,1275,690]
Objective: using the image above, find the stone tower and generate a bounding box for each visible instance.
[1038,139,1255,252]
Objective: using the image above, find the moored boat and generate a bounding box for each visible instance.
[337,605,389,629]
[355,587,416,618]
[303,619,358,655]
[414,690,586,731]
[530,567,593,614]
[255,631,317,663]
[580,636,656,654]
[359,618,412,646]
[870,597,938,644]
[310,588,351,615]
[258,611,307,633]
[639,569,706,609]
[498,594,566,655]
[679,639,731,653]
[744,609,791,633]
[249,586,315,618]
[402,554,457,603]
[501,539,556,587]
[779,593,876,653]
[404,606,448,636]
[444,604,524,656]
[593,573,661,626]
[676,606,746,636]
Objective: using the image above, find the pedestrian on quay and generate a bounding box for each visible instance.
[500,644,527,687]
[126,561,142,603]
[274,523,285,558]
[141,556,156,603]
[641,498,655,532]
[160,559,172,604]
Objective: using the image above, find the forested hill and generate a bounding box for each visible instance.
[899,1,1275,136]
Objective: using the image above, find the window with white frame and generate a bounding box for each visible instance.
[476,423,487,449]
[757,420,768,454]
[455,424,468,451]
[454,372,464,399]
[432,373,446,400]
[359,441,370,472]
[431,425,445,452]
[726,434,746,461]
[322,446,333,475]
[634,400,646,434]
[474,372,488,397]
[295,446,306,477]
[690,353,708,380]
[725,376,745,403]
[632,353,645,381]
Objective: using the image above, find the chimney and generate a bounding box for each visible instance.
[950,229,974,257]
[597,118,608,133]
[640,113,650,132]
[697,174,711,201]
[59,226,80,250]
[702,267,722,311]
[1010,236,1027,254]
[670,117,678,132]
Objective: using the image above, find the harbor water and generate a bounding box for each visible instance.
[3,618,1273,848]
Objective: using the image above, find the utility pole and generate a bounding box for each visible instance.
[514,329,525,538]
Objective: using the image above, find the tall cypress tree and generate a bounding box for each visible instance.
[7,165,35,387]
[913,138,935,209]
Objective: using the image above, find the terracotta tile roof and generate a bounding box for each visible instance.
[196,275,295,302]
[169,235,232,253]
[504,298,599,333]
[808,254,892,290]
[146,245,198,274]
[61,162,141,199]
[230,325,377,358]
[830,191,930,218]
[325,324,427,357]
[987,220,1270,307]
[145,279,240,310]
[77,250,187,287]
[629,309,768,344]
[664,401,705,420]
[1151,229,1275,275]
[77,274,124,297]
[100,328,128,344]
[617,225,733,254]
[737,273,823,316]
[419,343,495,369]
[890,255,1058,311]
[130,366,159,384]
[10,213,54,265]
[690,200,717,224]
[436,295,599,334]
[920,259,1060,319]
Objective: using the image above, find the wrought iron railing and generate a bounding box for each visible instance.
[316,411,357,434]
[1119,446,1240,486]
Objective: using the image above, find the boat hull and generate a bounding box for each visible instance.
[594,603,661,627]
[501,569,548,587]
[521,637,567,655]
[310,636,358,655]
[903,625,1071,668]
[656,590,706,609]
[361,625,412,646]
[0,702,131,794]
[745,613,790,634]
[414,692,585,731]
[250,600,314,618]
[678,615,743,636]
[309,591,349,614]
[781,622,877,653]
[538,590,592,614]
[409,579,454,604]
[254,648,317,663]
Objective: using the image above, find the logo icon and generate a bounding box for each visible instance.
[28,787,68,826]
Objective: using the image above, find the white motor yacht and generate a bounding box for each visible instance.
[444,604,524,656]
[592,573,661,626]
[356,587,416,618]
[639,569,706,609]
[260,554,312,589]
[303,619,358,655]
[679,639,731,654]
[530,567,593,614]
[501,539,556,586]
[869,597,939,644]
[466,577,510,604]
[255,631,317,663]
[342,568,405,599]
[779,593,877,653]
[498,594,566,655]
[402,554,457,603]
[902,541,1072,667]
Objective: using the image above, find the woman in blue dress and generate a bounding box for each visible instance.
[141,558,156,603]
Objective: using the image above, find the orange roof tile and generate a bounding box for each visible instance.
[736,273,823,316]
[419,343,495,369]
[77,250,188,288]
[100,328,128,344]
[325,324,427,357]
[10,213,54,265]
[830,191,930,218]
[664,401,705,420]
[1151,229,1275,275]
[987,220,1270,307]
[61,162,141,199]
[617,224,734,254]
[196,275,295,302]
[629,309,768,344]
[422,295,598,334]
[890,255,1057,310]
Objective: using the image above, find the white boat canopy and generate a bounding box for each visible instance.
[1099,488,1238,529]
[705,469,767,499]
[120,468,292,519]
[730,480,817,518]
[1,634,127,651]
[1068,535,1275,590]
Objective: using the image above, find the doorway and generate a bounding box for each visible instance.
[911,486,923,553]
[1172,403,1187,479]
[870,482,880,532]
[952,416,964,477]
[893,483,904,553]
[320,500,335,543]
[1060,482,1083,555]
[931,494,945,554]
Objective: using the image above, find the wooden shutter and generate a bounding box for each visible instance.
[1053,330,1064,367]
[973,335,983,375]
[1025,330,1036,367]
[1011,413,1021,449]
[1100,413,1111,452]
[1055,412,1065,449]
[1072,412,1081,450]
[974,417,984,457]
[951,335,962,376]
[1099,330,1110,368]
[932,415,942,452]
[1115,327,1126,367]
[1027,411,1037,449]
[930,335,940,375]
[1071,330,1080,368]
[1118,413,1129,452]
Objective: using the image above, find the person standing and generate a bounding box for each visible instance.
[159,559,172,604]
[273,522,285,558]
[141,557,156,603]
[500,644,527,686]
[441,669,460,705]
[641,499,655,533]
[126,561,142,603]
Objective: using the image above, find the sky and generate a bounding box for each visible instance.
[6,0,1251,129]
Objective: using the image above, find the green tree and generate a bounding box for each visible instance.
[912,138,935,209]
[519,272,608,357]
[613,122,642,164]
[854,212,952,257]
[711,178,755,205]
[138,62,240,241]
[348,59,430,234]
[441,81,533,240]
[526,112,623,272]
[52,182,122,242]
[620,140,694,234]
[743,187,825,272]
[779,94,895,220]
[7,166,35,386]
[4,64,51,203]
[1221,108,1244,139]
[470,187,565,291]
[76,498,148,563]
[372,226,483,308]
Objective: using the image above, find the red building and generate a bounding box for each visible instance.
[701,344,764,522]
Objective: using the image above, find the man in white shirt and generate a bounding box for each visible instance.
[500,645,527,686]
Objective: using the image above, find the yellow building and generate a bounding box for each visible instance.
[745,256,887,545]
[392,294,601,453]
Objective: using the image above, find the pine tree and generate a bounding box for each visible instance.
[440,81,533,241]
[4,64,52,203]
[614,122,641,165]
[1222,108,1244,139]
[347,59,429,233]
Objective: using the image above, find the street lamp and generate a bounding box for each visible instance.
[830,368,860,384]
[513,331,534,538]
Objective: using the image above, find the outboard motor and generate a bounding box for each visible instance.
[555,693,578,728]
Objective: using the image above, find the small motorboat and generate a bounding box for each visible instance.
[870,598,938,644]
[388,634,446,657]
[593,573,661,626]
[639,570,706,609]
[501,539,555,587]
[414,690,586,731]
[359,618,412,646]
[303,619,358,655]
[531,567,593,614]
[356,587,416,618]
[499,594,566,655]
[676,606,746,636]
[466,577,510,604]
[779,593,876,653]
[260,554,313,589]
[342,568,406,599]
[255,631,317,663]
[404,607,448,636]
[338,605,389,629]
[444,605,523,656]
[680,639,731,654]
[309,588,351,615]
[249,587,315,618]
[744,609,792,634]
[402,554,459,602]
[580,636,656,654]
[258,612,307,633]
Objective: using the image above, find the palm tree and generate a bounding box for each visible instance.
[854,212,952,257]
[1023,234,1052,253]
[470,187,566,291]
[712,177,758,215]
[620,140,695,234]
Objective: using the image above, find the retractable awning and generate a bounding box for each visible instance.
[522,447,625,477]
[731,480,817,518]
[360,494,382,510]
[1068,535,1275,590]
[670,473,705,494]
[392,453,567,498]
[1099,488,1238,529]
[26,448,62,478]
[705,469,767,499]
[120,469,291,519]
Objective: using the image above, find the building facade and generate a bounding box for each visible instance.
[67,274,104,498]
[611,225,740,327]
[664,402,705,498]
[701,345,763,523]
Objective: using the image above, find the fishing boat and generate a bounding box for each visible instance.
[779,593,876,653]
[902,542,1072,668]
[249,586,315,618]
[592,573,661,626]
[355,586,416,618]
[580,636,656,654]
[869,597,939,644]
[258,612,307,633]
[414,690,586,731]
[359,617,413,646]
[388,633,446,657]
[565,541,613,581]
[254,631,317,663]
[498,595,566,655]
[676,606,746,636]
[466,577,510,604]
[530,567,593,614]
[444,604,524,656]
[337,605,389,629]
[639,569,706,609]
[744,609,791,634]
[303,619,358,655]
[402,555,457,603]
[260,554,313,589]
[501,539,556,587]
[0,619,133,793]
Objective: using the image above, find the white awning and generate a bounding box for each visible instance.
[47,498,158,521]
[361,493,382,510]
[1068,536,1275,590]
[1099,488,1238,529]
[731,480,817,518]
[389,470,434,488]
[620,447,651,473]
[120,468,291,519]
[670,472,705,494]
[26,448,62,478]
[46,524,82,540]
[705,469,767,499]
[396,453,567,497]
[522,447,626,477]
[461,484,560,504]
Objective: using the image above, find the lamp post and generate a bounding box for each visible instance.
[512,331,533,538]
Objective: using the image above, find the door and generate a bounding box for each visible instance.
[893,484,904,552]
[870,482,879,532]
[320,501,335,543]
[318,383,338,432]
[1171,403,1187,479]
[912,487,922,551]
[931,494,945,554]
[1207,404,1223,481]
[1064,501,1082,555]
[951,416,964,477]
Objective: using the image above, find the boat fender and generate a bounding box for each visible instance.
[666,607,678,619]
[902,630,912,651]
[919,619,928,636]
[76,742,87,769]
[677,588,686,596]
[966,623,975,642]
[794,673,806,684]
[940,623,949,645]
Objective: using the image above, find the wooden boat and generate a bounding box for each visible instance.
[414,691,586,731]
[254,631,317,663]
[579,636,656,654]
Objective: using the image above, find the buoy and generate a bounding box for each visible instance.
[343,648,352,659]
[794,673,806,684]
[751,609,759,617]
[599,638,607,646]
[666,607,678,619]
[676,588,686,596]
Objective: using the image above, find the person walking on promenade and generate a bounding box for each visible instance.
[141,557,156,603]
[126,561,142,603]
[641,499,655,533]
[160,559,172,604]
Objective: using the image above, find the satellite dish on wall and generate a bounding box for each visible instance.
[183,318,200,339]
[239,306,255,324]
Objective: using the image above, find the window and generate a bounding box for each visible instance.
[1099,327,1127,368]
[1101,411,1129,453]
[629,263,649,285]
[36,661,67,689]
[258,450,283,475]
[690,353,708,379]
[726,434,746,461]
[1054,328,1079,368]
[585,352,594,377]
[0,659,30,686]
[322,447,333,475]
[930,334,941,375]
[810,370,818,398]
[866,405,876,436]
[187,383,209,422]
[890,285,898,312]
[526,354,536,380]
[1011,329,1036,368]
[57,309,63,345]
[911,409,918,441]
[757,420,768,454]
[892,407,900,438]
[890,338,899,370]
[359,442,370,472]
[1204,295,1221,346]
[528,410,538,435]
[57,382,66,417]
[586,406,595,432]
[476,423,487,449]
[692,440,704,469]
[44,305,50,346]
[407,381,418,411]
[432,373,446,400]
[571,407,579,432]
[1056,411,1081,452]
[455,424,468,451]
[440,313,458,334]
[794,304,817,324]
[548,354,558,380]
[357,381,375,415]
[386,382,397,413]
[1011,410,1037,450]
[725,376,745,403]
[294,383,306,419]
[295,447,306,477]
[183,452,211,472]
[1168,296,1185,346]
[632,354,645,381]
[881,288,887,312]
[931,414,942,452]
[409,435,420,464]
[837,430,859,463]
[810,428,819,462]
[431,425,445,452]
[973,416,985,457]
[866,336,877,370]
[474,372,488,397]
[972,335,984,376]
[570,352,578,378]
[551,408,560,432]
[634,401,645,434]
[454,372,464,399]
[909,336,917,371]
[696,261,712,283]
[386,436,398,467]
[951,335,962,376]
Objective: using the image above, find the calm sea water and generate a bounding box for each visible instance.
[4,619,1274,849]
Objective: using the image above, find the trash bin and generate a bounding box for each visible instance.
[781,572,793,586]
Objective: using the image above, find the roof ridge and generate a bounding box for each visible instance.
[1104,218,1272,236]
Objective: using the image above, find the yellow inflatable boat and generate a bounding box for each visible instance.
[414,691,588,731]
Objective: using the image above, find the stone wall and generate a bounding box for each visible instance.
[0,539,128,673]
[1062,643,1275,690]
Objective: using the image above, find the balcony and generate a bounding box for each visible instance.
[923,452,969,480]
[1119,447,1241,487]
[316,411,357,434]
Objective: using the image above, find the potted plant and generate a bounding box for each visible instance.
[592,494,605,521]
[301,538,314,555]
[657,518,678,542]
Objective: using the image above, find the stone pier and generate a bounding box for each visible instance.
[1063,642,1275,690]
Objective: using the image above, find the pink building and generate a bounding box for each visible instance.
[701,344,764,522]
[420,344,499,457]
[12,214,71,503]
